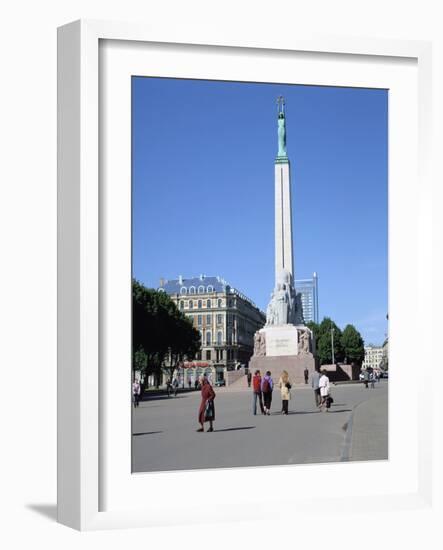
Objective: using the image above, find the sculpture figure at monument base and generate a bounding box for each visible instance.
[250,325,316,384]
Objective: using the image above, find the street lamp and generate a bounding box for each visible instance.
[331,326,335,365]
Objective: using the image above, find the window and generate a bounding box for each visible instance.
[217,298,222,308]
[206,331,211,345]
[217,314,222,325]
[189,301,193,309]
[207,285,214,293]
[180,287,187,294]
[206,350,211,361]
[206,299,211,308]
[189,286,196,294]
[197,315,202,326]
[198,285,205,294]
[206,314,212,325]
[198,299,202,309]
[180,301,184,310]
[217,331,222,345]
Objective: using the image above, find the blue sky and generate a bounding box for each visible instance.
[132,77,388,345]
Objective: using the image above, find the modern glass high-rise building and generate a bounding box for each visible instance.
[295,272,319,324]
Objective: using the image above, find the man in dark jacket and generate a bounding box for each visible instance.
[311,368,321,407]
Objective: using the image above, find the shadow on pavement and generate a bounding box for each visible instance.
[133,430,163,436]
[215,426,255,432]
[270,410,318,416]
[141,394,191,402]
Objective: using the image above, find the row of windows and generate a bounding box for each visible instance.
[194,349,235,362]
[180,298,227,310]
[192,314,224,326]
[180,285,214,295]
[198,330,224,346]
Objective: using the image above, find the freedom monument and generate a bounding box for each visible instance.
[250,97,316,383]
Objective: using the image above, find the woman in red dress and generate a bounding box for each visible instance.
[197,377,216,432]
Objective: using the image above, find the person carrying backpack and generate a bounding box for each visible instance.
[252,369,265,415]
[261,371,274,415]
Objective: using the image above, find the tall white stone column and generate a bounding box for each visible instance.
[274,159,294,281]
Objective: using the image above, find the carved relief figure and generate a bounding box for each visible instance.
[254,332,261,356]
[266,292,276,325]
[254,331,267,357]
[274,284,289,325]
[298,329,311,354]
[259,331,266,356]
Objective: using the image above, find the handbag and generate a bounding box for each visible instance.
[205,399,214,420]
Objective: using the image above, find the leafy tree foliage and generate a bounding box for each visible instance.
[340,324,365,365]
[308,317,344,365]
[307,317,364,366]
[132,280,201,386]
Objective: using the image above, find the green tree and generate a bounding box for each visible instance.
[132,280,201,386]
[341,324,365,365]
[315,317,344,365]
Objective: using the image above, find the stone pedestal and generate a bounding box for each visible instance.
[249,353,316,385]
[251,324,316,384]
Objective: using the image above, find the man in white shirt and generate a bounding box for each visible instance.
[319,369,330,412]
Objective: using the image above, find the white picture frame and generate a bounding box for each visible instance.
[57,19,433,531]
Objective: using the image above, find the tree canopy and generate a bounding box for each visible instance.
[307,317,364,366]
[341,324,365,365]
[132,280,201,383]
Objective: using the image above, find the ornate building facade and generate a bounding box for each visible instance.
[159,275,266,384]
[362,345,384,371]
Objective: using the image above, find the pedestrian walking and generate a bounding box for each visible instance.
[252,370,265,415]
[247,371,252,388]
[278,370,291,415]
[310,368,321,407]
[370,371,375,389]
[363,369,369,389]
[304,367,309,384]
[166,378,172,397]
[188,378,192,390]
[194,378,199,391]
[319,369,330,412]
[197,377,216,432]
[172,377,179,396]
[261,371,274,415]
[132,379,141,408]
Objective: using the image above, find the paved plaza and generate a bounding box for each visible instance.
[132,380,388,473]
